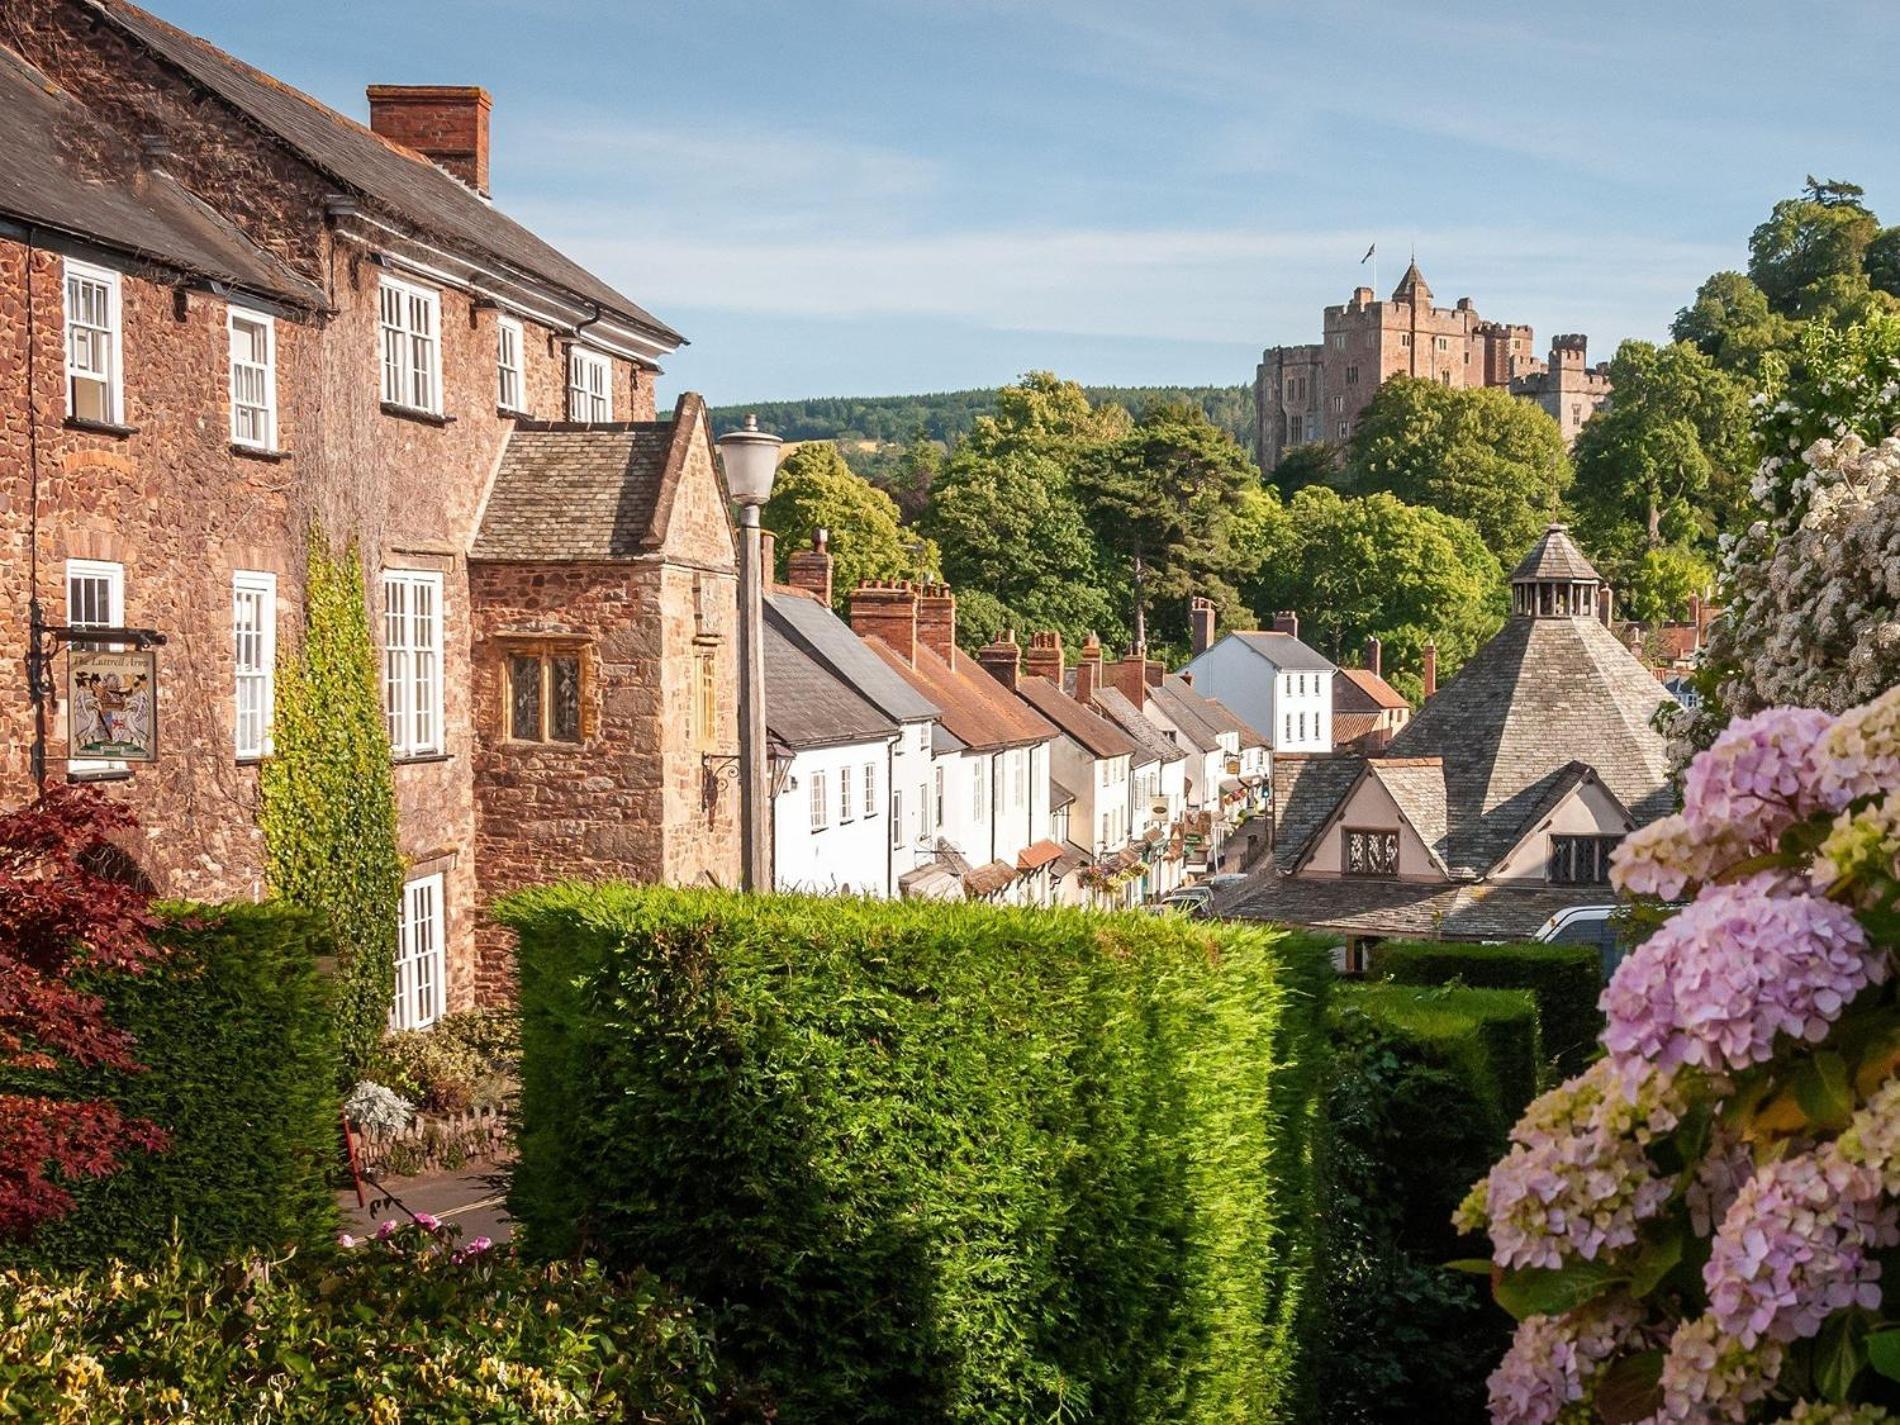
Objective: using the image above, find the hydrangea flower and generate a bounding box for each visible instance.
[1783,1404,1900,1425]
[1811,794,1900,900]
[1486,1301,1640,1425]
[1648,1314,1784,1423]
[1461,1060,1687,1270]
[1815,686,1900,807]
[1601,881,1879,1081]
[1610,813,1751,900]
[1837,1078,1900,1193]
[1682,706,1838,846]
[1686,1131,1754,1240]
[1704,1149,1895,1347]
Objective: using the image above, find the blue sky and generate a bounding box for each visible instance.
[161,1,1900,405]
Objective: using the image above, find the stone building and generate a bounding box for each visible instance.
[1253,263,1612,472]
[0,0,737,1019]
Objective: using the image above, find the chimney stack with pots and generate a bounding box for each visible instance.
[849,580,919,666]
[1190,596,1217,657]
[1024,630,1065,684]
[366,85,493,196]
[915,583,958,666]
[787,528,833,607]
[1272,610,1299,639]
[1422,642,1437,699]
[1364,635,1382,678]
[976,630,1022,691]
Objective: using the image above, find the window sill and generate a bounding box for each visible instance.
[65,416,138,438]
[67,768,133,784]
[381,402,454,427]
[392,752,453,766]
[231,443,292,462]
[496,405,534,420]
[501,740,588,751]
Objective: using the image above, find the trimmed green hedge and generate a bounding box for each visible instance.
[1,902,341,1266]
[504,885,1333,1424]
[1318,982,1523,1423]
[1369,939,1603,1078]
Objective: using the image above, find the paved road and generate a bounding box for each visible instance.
[339,1160,514,1245]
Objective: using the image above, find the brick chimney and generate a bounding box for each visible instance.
[849,580,918,665]
[1075,657,1100,705]
[1422,642,1437,699]
[367,85,493,196]
[1598,585,1615,627]
[1689,592,1702,641]
[1272,609,1299,639]
[1364,635,1382,678]
[1105,648,1147,706]
[1024,630,1064,683]
[1190,596,1217,657]
[759,529,777,586]
[977,630,1021,690]
[787,528,833,606]
[916,582,958,666]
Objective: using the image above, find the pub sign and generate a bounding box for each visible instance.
[69,647,158,762]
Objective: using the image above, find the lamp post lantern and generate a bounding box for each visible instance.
[716,414,782,892]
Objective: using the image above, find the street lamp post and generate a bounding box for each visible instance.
[715,414,782,893]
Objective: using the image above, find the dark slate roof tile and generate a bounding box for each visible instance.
[764,624,899,749]
[767,593,940,724]
[472,417,679,561]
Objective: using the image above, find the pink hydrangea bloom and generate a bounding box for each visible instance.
[1601,880,1879,1081]
[1462,1060,1685,1270]
[1685,1132,1753,1240]
[1815,686,1900,807]
[1486,1302,1639,1425]
[414,1212,440,1231]
[1683,706,1838,845]
[1704,1150,1896,1347]
[336,1231,357,1249]
[373,1219,399,1241]
[1609,813,1751,899]
[1837,1078,1900,1193]
[1648,1314,1783,1423]
[1783,1404,1900,1424]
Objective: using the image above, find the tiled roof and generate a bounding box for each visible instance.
[1050,778,1078,811]
[1091,687,1187,764]
[863,639,1054,753]
[1015,676,1139,760]
[764,624,899,750]
[1149,676,1226,753]
[1198,695,1269,750]
[1226,630,1338,673]
[1332,711,1388,752]
[88,0,681,347]
[1017,840,1065,872]
[1225,874,1615,942]
[1510,524,1602,584]
[470,398,709,561]
[964,860,1017,898]
[0,47,323,306]
[1271,754,1365,866]
[767,594,940,725]
[1336,667,1410,712]
[1366,759,1451,876]
[1384,611,1673,874]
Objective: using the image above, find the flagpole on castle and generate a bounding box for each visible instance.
[1361,241,1377,296]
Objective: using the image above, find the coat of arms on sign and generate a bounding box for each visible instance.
[69,647,158,762]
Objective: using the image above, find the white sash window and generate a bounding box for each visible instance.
[383,571,444,757]
[232,571,277,757]
[392,872,445,1030]
[65,260,122,424]
[228,310,276,448]
[567,347,612,422]
[379,278,442,413]
[496,316,524,412]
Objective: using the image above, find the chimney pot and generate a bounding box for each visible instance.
[1024,630,1065,684]
[1272,609,1299,639]
[849,580,919,666]
[977,631,1022,690]
[915,583,958,667]
[366,84,493,196]
[786,526,834,607]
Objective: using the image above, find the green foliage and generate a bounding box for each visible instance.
[1569,339,1753,586]
[761,443,932,604]
[504,885,1332,1424]
[1623,544,1716,627]
[1370,939,1603,1080]
[0,903,340,1267]
[367,1009,517,1115]
[260,530,403,1082]
[1754,311,1900,528]
[1336,979,1543,1131]
[0,1231,722,1421]
[1749,183,1884,316]
[1345,377,1572,562]
[1245,485,1505,701]
[1268,439,1342,496]
[1318,984,1518,1423]
[1672,270,1802,376]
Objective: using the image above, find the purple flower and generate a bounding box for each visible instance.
[1486,1302,1638,1425]
[1683,706,1838,846]
[336,1231,357,1249]
[413,1212,440,1232]
[1816,686,1900,808]
[1704,1149,1896,1347]
[1601,880,1880,1081]
[1650,1314,1784,1422]
[465,1235,492,1255]
[373,1219,399,1241]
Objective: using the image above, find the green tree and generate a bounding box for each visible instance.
[1671,271,1801,375]
[883,430,942,524]
[761,443,927,609]
[1568,340,1752,584]
[1247,487,1505,701]
[1748,182,1880,315]
[1075,401,1259,648]
[1268,440,1343,497]
[1621,545,1714,627]
[260,531,404,1080]
[960,370,1131,466]
[923,445,1126,652]
[1345,378,1571,562]
[1866,227,1900,299]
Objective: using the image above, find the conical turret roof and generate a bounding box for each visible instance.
[1391,260,1432,304]
[1511,523,1602,584]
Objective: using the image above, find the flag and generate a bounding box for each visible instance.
[1361,243,1376,264]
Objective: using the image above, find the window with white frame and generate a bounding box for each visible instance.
[1012,750,1027,809]
[227,310,276,448]
[64,260,122,424]
[382,570,443,758]
[839,763,855,822]
[379,278,442,413]
[232,571,276,758]
[891,788,904,848]
[933,765,945,828]
[971,764,986,821]
[391,871,444,1030]
[567,347,612,422]
[917,781,928,839]
[810,770,830,831]
[863,761,877,817]
[496,316,525,412]
[67,558,125,773]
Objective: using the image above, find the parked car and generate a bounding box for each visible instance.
[1205,872,1249,891]
[1156,886,1215,919]
[1534,904,1623,977]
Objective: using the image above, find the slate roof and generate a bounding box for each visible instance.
[471,398,713,560]
[1271,754,1366,866]
[1364,759,1451,876]
[1015,676,1140,760]
[863,639,1055,753]
[1050,778,1078,811]
[1199,696,1269,750]
[1391,260,1432,303]
[764,624,898,750]
[1378,611,1672,875]
[1091,687,1187,765]
[1226,630,1338,673]
[1511,524,1603,584]
[1336,667,1410,713]
[86,0,681,347]
[767,593,940,725]
[1224,874,1615,942]
[0,48,323,307]
[1149,675,1232,754]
